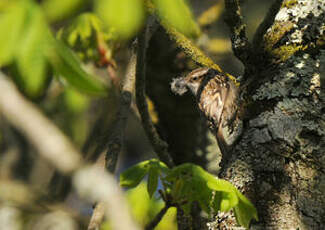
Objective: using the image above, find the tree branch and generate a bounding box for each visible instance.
[224,0,253,67]
[87,42,138,230]
[135,19,175,168]
[145,205,170,230]
[0,72,140,230]
[105,41,137,172]
[0,72,82,174]
[252,0,284,49]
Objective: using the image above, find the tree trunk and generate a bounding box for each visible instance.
[146,1,325,229]
[218,1,325,229]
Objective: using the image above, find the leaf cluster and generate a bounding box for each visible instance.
[120,159,258,228]
[0,0,106,98]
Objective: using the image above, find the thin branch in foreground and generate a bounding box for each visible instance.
[0,72,82,174]
[135,19,175,168]
[224,0,253,67]
[0,72,140,230]
[145,205,171,230]
[87,202,106,230]
[73,166,141,230]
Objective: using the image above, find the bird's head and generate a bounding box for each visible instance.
[171,67,210,96]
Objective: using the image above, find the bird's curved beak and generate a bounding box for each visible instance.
[171,77,188,95]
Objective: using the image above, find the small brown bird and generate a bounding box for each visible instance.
[171,67,241,156]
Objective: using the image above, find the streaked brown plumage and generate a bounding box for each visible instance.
[171,67,240,155]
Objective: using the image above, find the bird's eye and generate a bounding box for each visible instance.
[192,77,198,81]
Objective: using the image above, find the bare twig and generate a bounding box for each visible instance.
[74,166,140,230]
[135,19,175,168]
[145,205,171,230]
[87,42,138,230]
[0,72,140,230]
[224,0,253,67]
[88,20,162,229]
[105,41,138,172]
[87,202,106,230]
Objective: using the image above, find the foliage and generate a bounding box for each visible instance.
[95,0,146,40]
[46,37,107,96]
[57,13,116,62]
[42,0,86,22]
[197,2,224,27]
[0,0,257,228]
[0,0,107,97]
[0,0,232,98]
[120,159,258,228]
[152,0,200,38]
[101,183,177,230]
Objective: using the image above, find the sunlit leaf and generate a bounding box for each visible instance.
[207,178,239,211]
[95,0,146,40]
[166,163,214,214]
[126,183,152,226]
[155,207,177,230]
[206,39,231,54]
[59,13,103,47]
[0,1,26,66]
[46,37,107,96]
[42,0,85,22]
[15,3,50,97]
[121,159,169,191]
[58,13,117,63]
[197,2,224,27]
[233,190,258,228]
[120,161,151,188]
[64,87,89,113]
[121,160,257,228]
[153,0,200,38]
[208,177,257,226]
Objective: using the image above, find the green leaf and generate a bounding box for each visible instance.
[120,161,151,188]
[233,190,258,228]
[165,162,256,224]
[59,13,104,47]
[63,87,89,113]
[15,3,50,98]
[147,167,159,198]
[120,159,169,195]
[0,1,26,66]
[58,13,116,62]
[207,178,239,211]
[95,0,146,40]
[126,182,152,225]
[42,0,85,22]
[67,13,100,46]
[122,160,257,228]
[46,37,107,96]
[165,163,214,214]
[208,178,257,226]
[207,178,238,193]
[153,0,200,38]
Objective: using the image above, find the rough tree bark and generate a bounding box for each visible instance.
[218,0,325,229]
[148,0,325,229]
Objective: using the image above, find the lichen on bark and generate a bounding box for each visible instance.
[262,0,325,62]
[214,0,325,229]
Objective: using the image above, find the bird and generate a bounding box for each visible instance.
[171,67,241,156]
